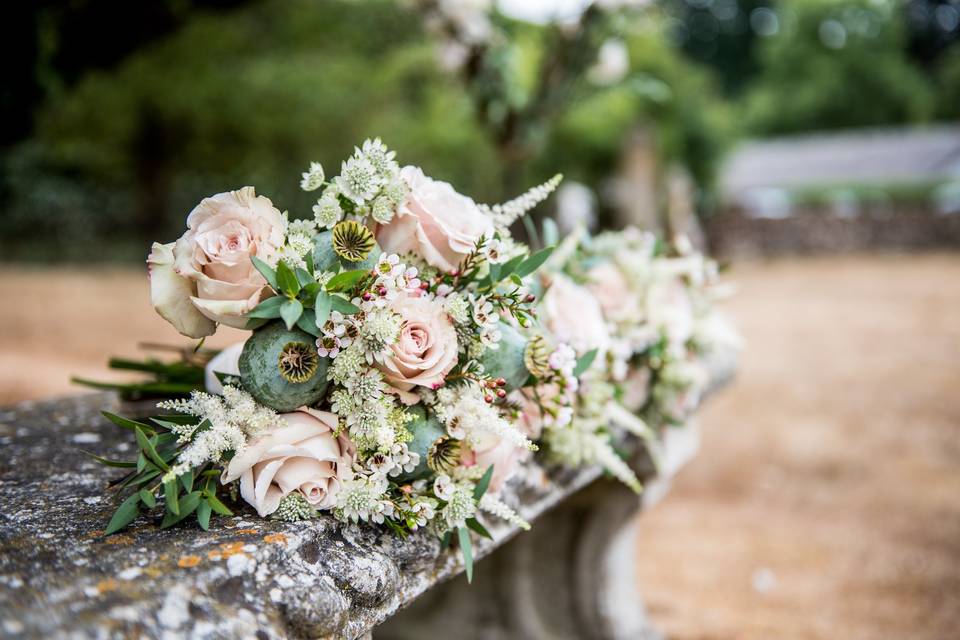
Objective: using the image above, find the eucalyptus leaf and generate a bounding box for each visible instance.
[458,527,474,583]
[473,464,495,501]
[325,269,368,292]
[573,348,599,377]
[296,309,321,337]
[251,256,278,290]
[541,217,560,248]
[314,292,333,328]
[279,299,304,330]
[247,295,286,319]
[276,261,301,296]
[466,517,493,540]
[329,295,360,315]
[295,267,314,288]
[514,246,555,278]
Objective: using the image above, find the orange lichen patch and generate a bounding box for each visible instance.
[97,578,118,594]
[85,530,105,539]
[104,534,134,546]
[235,528,259,535]
[207,541,246,561]
[177,555,201,568]
[263,533,287,546]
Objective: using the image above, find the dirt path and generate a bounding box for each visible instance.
[635,254,960,639]
[1,255,958,638]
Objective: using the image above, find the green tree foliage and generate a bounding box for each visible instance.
[743,0,935,135]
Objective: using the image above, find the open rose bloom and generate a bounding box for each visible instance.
[222,409,355,517]
[148,187,286,337]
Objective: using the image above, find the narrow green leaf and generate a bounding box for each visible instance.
[105,493,140,535]
[276,261,301,296]
[139,489,157,508]
[164,479,179,515]
[514,246,555,278]
[573,348,599,377]
[329,295,360,315]
[325,269,369,292]
[205,493,234,516]
[247,295,285,319]
[180,470,194,493]
[458,527,474,583]
[161,491,202,528]
[474,464,495,501]
[440,530,453,551]
[280,299,304,330]
[251,256,278,289]
[101,411,154,435]
[314,292,333,328]
[466,518,493,540]
[82,450,136,468]
[296,309,321,336]
[196,501,212,530]
[487,263,501,283]
[134,427,169,471]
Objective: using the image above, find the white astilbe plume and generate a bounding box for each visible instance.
[479,174,563,230]
[589,433,643,494]
[546,419,642,494]
[479,493,530,530]
[157,386,283,479]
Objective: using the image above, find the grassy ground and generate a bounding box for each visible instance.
[1,255,958,638]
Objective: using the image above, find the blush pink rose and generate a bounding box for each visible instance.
[460,430,526,494]
[378,294,459,404]
[586,261,641,323]
[148,187,286,338]
[539,273,610,356]
[376,166,494,273]
[222,408,355,517]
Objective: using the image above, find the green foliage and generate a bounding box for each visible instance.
[743,0,934,135]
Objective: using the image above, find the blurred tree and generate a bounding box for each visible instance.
[743,0,935,135]
[2,0,252,146]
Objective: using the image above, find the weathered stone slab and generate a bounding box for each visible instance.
[0,349,735,639]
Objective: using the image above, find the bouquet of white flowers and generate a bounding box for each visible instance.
[87,138,736,580]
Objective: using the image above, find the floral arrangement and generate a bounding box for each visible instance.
[89,139,736,580]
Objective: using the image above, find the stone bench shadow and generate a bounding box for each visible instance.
[0,349,735,640]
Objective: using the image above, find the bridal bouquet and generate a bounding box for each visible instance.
[90,139,735,579]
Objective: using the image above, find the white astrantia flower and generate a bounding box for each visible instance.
[443,293,471,325]
[336,155,382,205]
[287,217,318,236]
[359,308,402,362]
[358,137,399,178]
[440,483,477,531]
[371,194,396,224]
[300,162,325,191]
[279,231,314,270]
[344,369,386,402]
[328,343,366,385]
[335,475,390,523]
[313,189,344,229]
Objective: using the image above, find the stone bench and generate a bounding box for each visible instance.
[0,348,735,640]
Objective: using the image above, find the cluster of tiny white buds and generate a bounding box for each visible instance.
[480,493,530,530]
[300,162,325,192]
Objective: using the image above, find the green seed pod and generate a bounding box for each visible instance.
[394,404,446,482]
[313,229,382,273]
[239,321,329,412]
[481,321,531,389]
